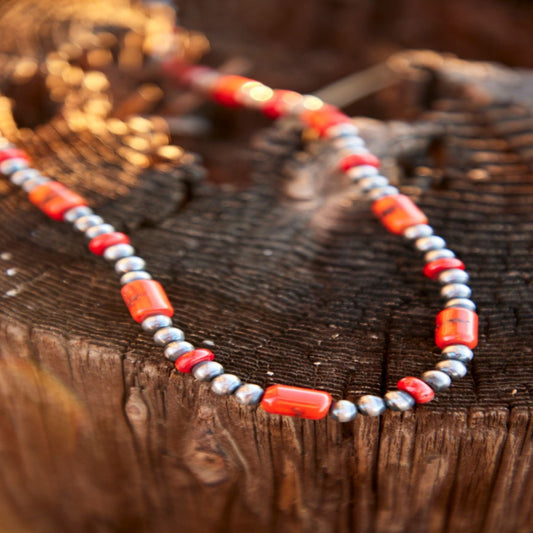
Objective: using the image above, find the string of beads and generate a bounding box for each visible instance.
[0,59,478,422]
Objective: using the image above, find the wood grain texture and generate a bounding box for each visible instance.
[0,1,532,532]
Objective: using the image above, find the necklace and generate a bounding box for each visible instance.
[0,53,478,423]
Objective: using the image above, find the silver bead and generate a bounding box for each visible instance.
[234,383,264,405]
[324,123,360,139]
[141,314,172,333]
[441,344,474,363]
[330,400,358,422]
[103,243,135,261]
[115,256,146,275]
[10,168,41,186]
[192,360,224,381]
[435,359,467,379]
[332,136,365,152]
[21,176,50,192]
[85,223,115,240]
[441,283,472,300]
[346,165,379,181]
[445,298,476,311]
[356,394,386,416]
[415,235,446,252]
[164,341,194,362]
[403,224,433,240]
[424,249,455,262]
[74,214,104,232]
[153,326,185,346]
[286,94,325,115]
[358,176,389,193]
[120,271,152,285]
[64,205,93,223]
[0,158,29,175]
[384,390,415,411]
[421,370,451,392]
[191,70,222,92]
[211,373,242,395]
[438,269,469,285]
[367,186,399,201]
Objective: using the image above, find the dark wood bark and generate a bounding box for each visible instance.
[0,1,532,532]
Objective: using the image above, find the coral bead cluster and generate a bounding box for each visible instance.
[0,60,479,423]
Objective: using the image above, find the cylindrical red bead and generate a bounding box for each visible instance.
[397,377,435,404]
[260,384,332,420]
[0,147,30,163]
[175,348,215,373]
[301,105,352,136]
[89,232,131,256]
[436,307,478,349]
[212,75,254,107]
[261,90,302,118]
[371,194,428,235]
[423,257,465,279]
[28,181,87,221]
[338,153,380,172]
[121,280,174,323]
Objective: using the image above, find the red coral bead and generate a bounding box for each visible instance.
[397,377,435,404]
[28,181,87,221]
[338,153,380,172]
[0,148,30,163]
[371,194,428,235]
[436,307,478,349]
[212,75,254,107]
[120,280,174,323]
[260,384,332,420]
[423,258,465,279]
[89,232,131,255]
[175,348,215,373]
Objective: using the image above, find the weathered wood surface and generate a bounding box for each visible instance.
[0,1,532,532]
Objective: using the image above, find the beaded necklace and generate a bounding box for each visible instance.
[0,51,479,424]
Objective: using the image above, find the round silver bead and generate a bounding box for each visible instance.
[324,123,360,140]
[332,135,365,151]
[85,223,115,240]
[10,168,41,186]
[424,249,455,262]
[153,326,185,346]
[164,341,194,362]
[438,269,470,285]
[21,176,50,193]
[120,271,152,285]
[103,243,135,261]
[211,373,242,395]
[441,344,474,363]
[421,370,452,392]
[384,390,415,411]
[415,235,446,252]
[141,314,172,333]
[441,283,472,300]
[358,176,389,193]
[64,205,93,223]
[367,186,399,201]
[346,164,379,181]
[0,158,29,175]
[330,400,358,422]
[115,256,146,275]
[403,224,433,241]
[356,394,386,416]
[435,359,468,379]
[192,360,224,381]
[74,214,104,232]
[445,298,476,311]
[234,383,264,405]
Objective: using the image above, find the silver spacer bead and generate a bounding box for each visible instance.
[415,235,446,252]
[21,176,50,193]
[323,123,360,140]
[64,205,93,223]
[384,390,415,411]
[153,326,185,346]
[356,394,386,416]
[435,359,467,379]
[103,243,135,261]
[74,214,104,232]
[234,383,264,405]
[357,176,389,193]
[441,283,472,300]
[10,168,41,186]
[444,298,476,311]
[367,186,399,201]
[141,314,172,333]
[192,360,224,381]
[164,341,194,362]
[424,249,455,262]
[421,370,452,392]
[211,373,242,395]
[115,256,146,275]
[332,138,365,154]
[120,271,152,285]
[441,344,474,363]
[346,165,379,181]
[85,223,115,240]
[438,269,470,285]
[330,399,358,422]
[286,94,325,115]
[403,224,434,241]
[0,158,29,175]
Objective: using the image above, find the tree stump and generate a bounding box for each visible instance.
[0,2,532,533]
